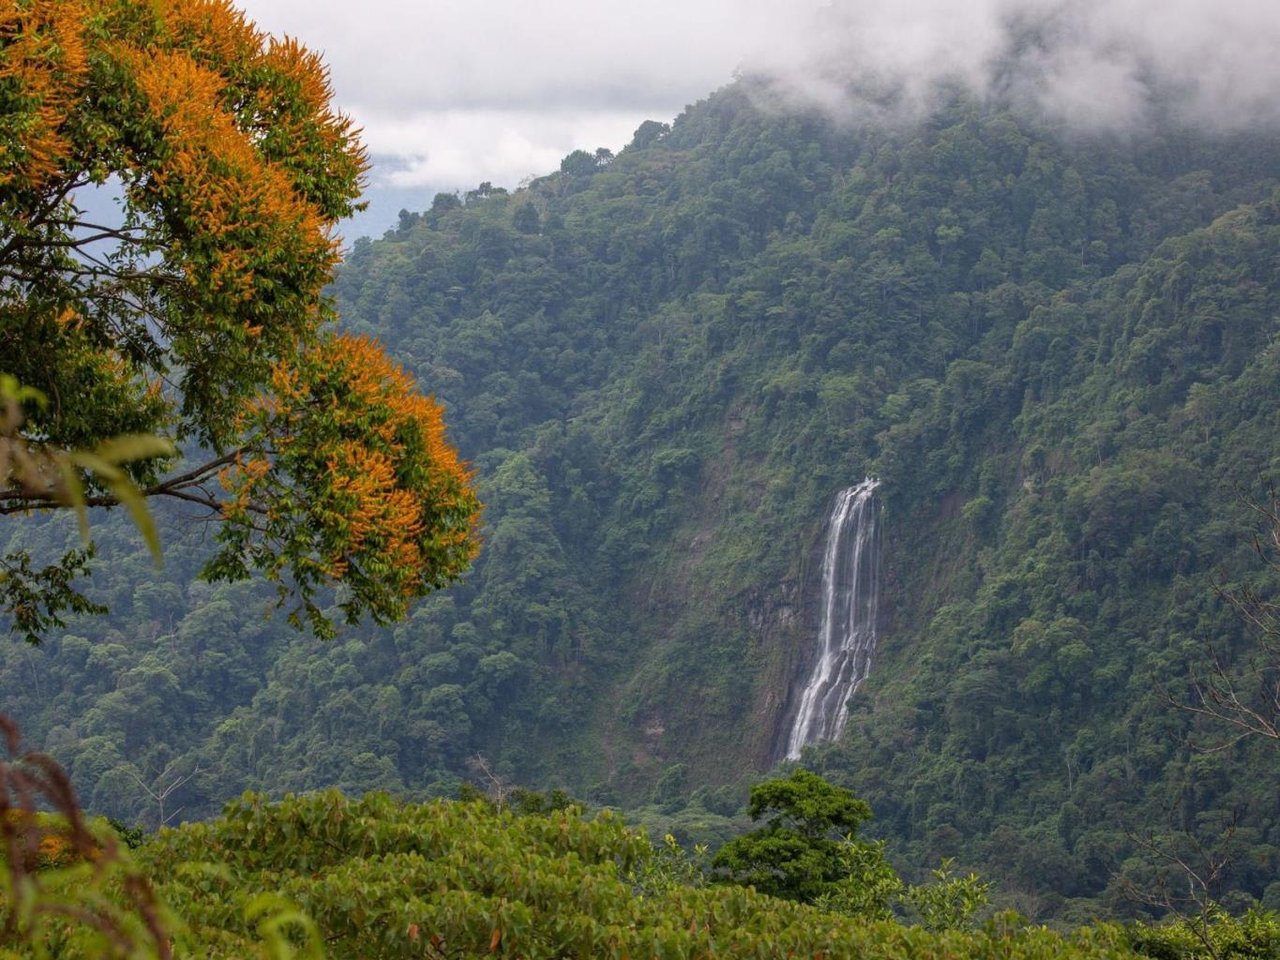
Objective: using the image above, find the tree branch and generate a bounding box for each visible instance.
[0,451,255,516]
[0,176,88,265]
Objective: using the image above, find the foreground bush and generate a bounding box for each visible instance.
[138,791,1139,959]
[12,789,1277,957]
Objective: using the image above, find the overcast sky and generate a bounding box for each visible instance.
[236,0,809,237]
[235,0,1280,239]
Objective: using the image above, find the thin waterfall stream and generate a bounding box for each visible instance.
[784,478,882,760]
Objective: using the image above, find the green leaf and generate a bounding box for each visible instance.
[55,456,90,546]
[245,892,326,960]
[0,373,47,408]
[93,434,176,464]
[68,451,162,565]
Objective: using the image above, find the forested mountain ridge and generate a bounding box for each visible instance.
[6,81,1280,919]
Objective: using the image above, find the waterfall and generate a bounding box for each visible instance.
[784,478,881,760]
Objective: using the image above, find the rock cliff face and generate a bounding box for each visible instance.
[745,578,806,766]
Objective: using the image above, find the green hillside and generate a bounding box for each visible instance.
[6,82,1280,919]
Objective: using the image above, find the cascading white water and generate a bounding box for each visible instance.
[784,478,881,760]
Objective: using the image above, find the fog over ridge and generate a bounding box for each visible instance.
[233,0,1280,235]
[742,0,1280,133]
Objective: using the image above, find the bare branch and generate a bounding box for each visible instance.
[1122,817,1239,960]
[1170,490,1280,749]
[131,762,202,829]
[0,176,89,265]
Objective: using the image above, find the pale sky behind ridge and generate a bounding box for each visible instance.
[234,0,1280,241]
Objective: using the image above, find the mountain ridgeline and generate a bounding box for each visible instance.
[6,81,1280,919]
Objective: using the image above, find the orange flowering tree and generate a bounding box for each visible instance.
[0,0,480,639]
[211,335,480,637]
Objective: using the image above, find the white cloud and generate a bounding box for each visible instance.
[358,108,650,190]
[241,0,798,112]
[237,0,808,188]
[749,0,1280,131]
[235,0,1280,199]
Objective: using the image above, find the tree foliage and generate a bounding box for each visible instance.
[711,769,876,902]
[0,0,479,639]
[0,715,171,958]
[210,333,479,636]
[1,753,1275,958]
[710,770,991,930]
[1179,493,1280,747]
[129,790,1142,959]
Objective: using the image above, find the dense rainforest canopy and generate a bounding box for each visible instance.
[4,69,1280,924]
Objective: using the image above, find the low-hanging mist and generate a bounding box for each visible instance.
[743,0,1280,134]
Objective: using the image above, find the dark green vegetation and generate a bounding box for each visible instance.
[6,79,1280,921]
[15,785,1277,959]
[710,769,992,927]
[711,768,880,903]
[5,751,1276,958]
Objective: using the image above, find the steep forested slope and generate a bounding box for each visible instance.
[5,83,1280,918]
